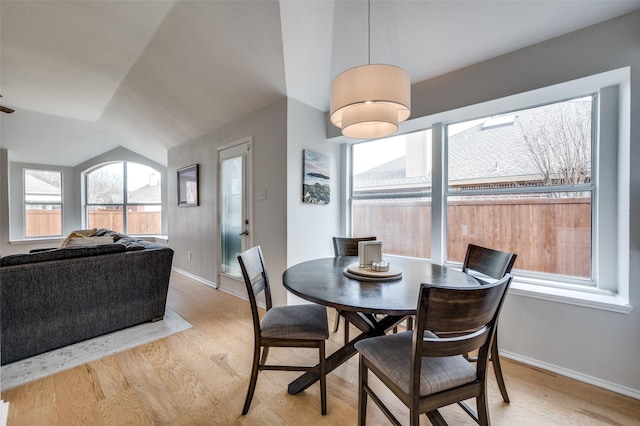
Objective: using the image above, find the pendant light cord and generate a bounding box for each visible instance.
[368,0,371,65]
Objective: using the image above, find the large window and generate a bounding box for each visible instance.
[351,81,624,297]
[352,131,432,259]
[446,96,593,280]
[85,162,161,234]
[24,169,62,237]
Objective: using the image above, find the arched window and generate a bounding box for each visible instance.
[85,162,161,234]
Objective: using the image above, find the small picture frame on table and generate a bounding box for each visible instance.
[358,241,383,268]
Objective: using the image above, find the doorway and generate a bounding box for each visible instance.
[217,137,252,291]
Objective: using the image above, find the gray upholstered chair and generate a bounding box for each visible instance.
[332,236,377,343]
[237,246,329,415]
[355,274,513,426]
[462,243,517,403]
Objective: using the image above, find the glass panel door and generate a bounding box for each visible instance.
[218,139,252,281]
[220,156,244,277]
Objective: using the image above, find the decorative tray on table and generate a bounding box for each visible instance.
[343,262,402,282]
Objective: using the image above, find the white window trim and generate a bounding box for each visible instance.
[456,265,631,313]
[349,68,631,312]
[23,168,63,239]
[508,280,631,313]
[84,161,162,235]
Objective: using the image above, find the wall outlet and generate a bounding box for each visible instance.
[188,251,192,260]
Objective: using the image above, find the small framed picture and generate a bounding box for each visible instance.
[302,149,330,204]
[177,164,199,207]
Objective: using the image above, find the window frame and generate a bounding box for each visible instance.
[348,69,630,312]
[84,161,162,235]
[23,168,63,238]
[443,94,597,286]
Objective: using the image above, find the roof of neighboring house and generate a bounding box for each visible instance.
[25,174,60,195]
[355,156,430,188]
[354,99,590,190]
[128,184,161,203]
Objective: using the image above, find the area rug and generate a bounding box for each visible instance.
[1,308,192,391]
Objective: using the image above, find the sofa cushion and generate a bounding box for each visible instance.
[0,244,127,267]
[93,228,149,251]
[115,237,147,251]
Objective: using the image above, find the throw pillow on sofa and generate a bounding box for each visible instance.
[59,228,99,248]
[63,236,116,247]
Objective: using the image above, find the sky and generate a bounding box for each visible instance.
[352,119,485,175]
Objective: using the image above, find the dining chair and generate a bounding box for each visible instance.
[237,246,329,415]
[462,243,517,403]
[332,236,377,343]
[355,274,513,426]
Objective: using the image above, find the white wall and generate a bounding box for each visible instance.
[355,12,640,396]
[166,98,345,308]
[0,149,9,256]
[167,99,291,306]
[286,98,342,303]
[286,98,342,264]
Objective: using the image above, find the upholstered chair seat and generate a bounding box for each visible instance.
[238,245,330,415]
[261,304,329,340]
[355,331,476,396]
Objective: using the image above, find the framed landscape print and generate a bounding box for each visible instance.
[302,150,330,204]
[177,164,199,207]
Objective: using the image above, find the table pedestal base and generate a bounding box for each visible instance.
[287,311,407,395]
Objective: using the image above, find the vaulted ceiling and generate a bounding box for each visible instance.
[1,0,639,166]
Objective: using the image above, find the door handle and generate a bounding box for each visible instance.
[239,230,249,236]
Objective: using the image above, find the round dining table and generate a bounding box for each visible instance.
[282,255,479,395]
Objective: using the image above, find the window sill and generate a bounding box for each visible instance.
[130,235,168,243]
[10,235,168,245]
[448,263,632,314]
[9,237,64,245]
[509,280,632,314]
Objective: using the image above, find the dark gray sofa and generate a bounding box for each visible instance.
[0,229,174,365]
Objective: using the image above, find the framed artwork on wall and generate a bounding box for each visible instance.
[177,164,199,207]
[302,149,330,204]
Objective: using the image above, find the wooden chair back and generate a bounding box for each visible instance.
[462,244,517,280]
[413,274,512,359]
[237,245,330,415]
[238,246,273,334]
[332,236,376,257]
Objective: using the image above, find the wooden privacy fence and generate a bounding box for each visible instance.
[88,211,161,235]
[25,210,62,237]
[29,199,590,276]
[26,210,161,237]
[353,197,591,278]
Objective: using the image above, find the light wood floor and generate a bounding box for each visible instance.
[3,272,639,425]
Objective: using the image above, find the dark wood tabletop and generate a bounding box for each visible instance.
[282,255,479,315]
[282,255,480,395]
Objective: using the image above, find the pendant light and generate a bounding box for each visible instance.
[330,0,410,139]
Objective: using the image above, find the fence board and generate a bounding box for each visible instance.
[26,210,62,237]
[27,211,161,237]
[353,197,591,278]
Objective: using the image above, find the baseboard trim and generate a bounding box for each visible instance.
[500,349,640,400]
[170,269,266,310]
[172,267,217,288]
[1,400,8,426]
